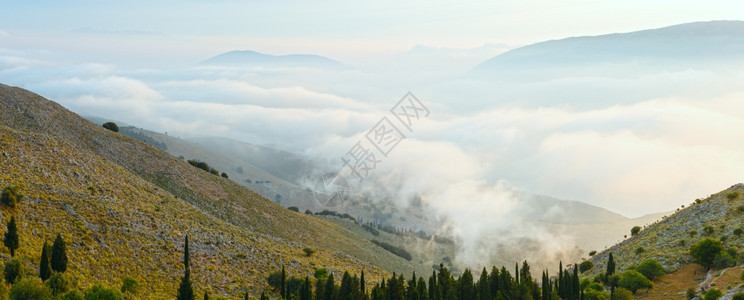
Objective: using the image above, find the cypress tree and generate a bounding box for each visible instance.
[203,291,209,300]
[340,271,353,300]
[429,271,440,300]
[606,253,615,277]
[281,266,287,299]
[245,291,250,300]
[300,276,312,300]
[572,264,579,300]
[361,270,366,297]
[324,273,336,300]
[260,292,269,300]
[417,276,429,300]
[51,233,68,272]
[40,241,51,281]
[177,236,194,300]
[477,267,490,300]
[4,215,18,257]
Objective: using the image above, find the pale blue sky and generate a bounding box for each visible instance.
[2,0,743,56]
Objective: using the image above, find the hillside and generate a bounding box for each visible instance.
[200,50,350,70]
[0,83,421,298]
[471,20,744,79]
[585,183,744,296]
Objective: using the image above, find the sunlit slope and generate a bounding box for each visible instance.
[0,83,419,297]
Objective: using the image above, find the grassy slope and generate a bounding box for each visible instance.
[0,84,418,298]
[585,183,744,296]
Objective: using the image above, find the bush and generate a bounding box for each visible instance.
[721,235,728,242]
[221,172,228,179]
[288,207,299,212]
[313,268,328,280]
[735,228,744,237]
[1,186,23,208]
[583,288,609,300]
[631,226,641,236]
[611,287,633,300]
[84,283,123,300]
[370,240,412,261]
[704,226,715,236]
[302,248,315,257]
[732,292,744,300]
[617,270,652,294]
[713,253,735,268]
[579,260,594,273]
[102,122,119,132]
[689,230,698,237]
[691,238,725,269]
[589,250,597,256]
[727,192,740,201]
[687,287,697,300]
[636,259,664,280]
[61,290,84,300]
[4,258,22,284]
[704,288,723,300]
[10,277,52,300]
[267,272,282,291]
[45,273,69,296]
[635,247,645,255]
[120,277,138,295]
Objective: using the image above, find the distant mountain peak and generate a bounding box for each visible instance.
[471,20,744,78]
[200,49,350,70]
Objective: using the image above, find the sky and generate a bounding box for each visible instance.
[2,0,744,268]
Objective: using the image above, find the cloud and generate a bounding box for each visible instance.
[3,45,744,271]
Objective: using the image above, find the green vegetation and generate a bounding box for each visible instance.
[617,270,652,294]
[370,240,413,261]
[47,273,70,296]
[1,186,23,208]
[704,288,723,300]
[40,241,51,281]
[636,259,664,280]
[10,277,53,299]
[691,238,724,269]
[121,277,139,297]
[727,191,740,201]
[51,234,68,273]
[84,283,124,300]
[630,226,641,236]
[579,260,593,273]
[732,292,744,300]
[102,122,119,133]
[4,257,22,283]
[177,236,194,300]
[4,216,19,256]
[302,247,315,257]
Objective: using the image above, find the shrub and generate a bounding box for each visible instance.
[631,226,641,236]
[4,258,22,284]
[617,270,652,294]
[61,289,84,300]
[370,240,412,261]
[589,250,597,256]
[302,248,315,257]
[579,260,594,273]
[704,226,715,236]
[611,287,633,300]
[691,238,725,269]
[583,288,609,300]
[721,236,728,242]
[313,268,328,280]
[727,192,740,201]
[687,287,697,300]
[735,228,744,237]
[288,207,299,212]
[636,259,664,280]
[1,186,23,208]
[102,122,119,132]
[737,206,744,213]
[267,272,282,291]
[696,198,702,204]
[10,277,52,300]
[221,172,228,179]
[45,273,69,296]
[732,292,744,300]
[84,283,123,300]
[713,253,735,268]
[635,247,645,255]
[704,288,723,300]
[689,230,698,237]
[120,277,139,295]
